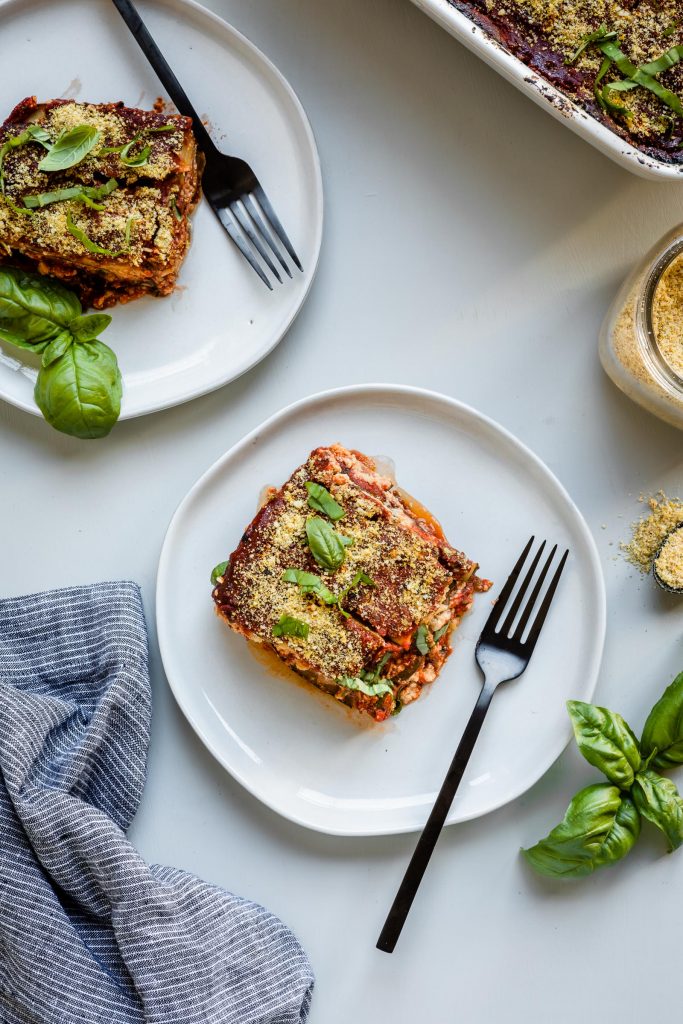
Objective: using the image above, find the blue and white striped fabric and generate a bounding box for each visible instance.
[0,581,314,1024]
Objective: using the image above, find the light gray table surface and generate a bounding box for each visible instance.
[2,1,683,1021]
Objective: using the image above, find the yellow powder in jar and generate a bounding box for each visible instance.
[652,254,683,380]
[621,492,683,573]
[653,528,683,590]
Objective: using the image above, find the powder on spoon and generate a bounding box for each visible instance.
[621,492,683,573]
[654,527,683,591]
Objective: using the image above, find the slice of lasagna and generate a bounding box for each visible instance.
[0,97,202,309]
[212,444,492,722]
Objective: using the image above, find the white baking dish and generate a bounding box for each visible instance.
[411,0,683,181]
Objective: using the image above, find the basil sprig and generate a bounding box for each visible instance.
[281,568,337,604]
[0,266,121,438]
[272,615,309,640]
[39,125,100,172]
[415,624,431,655]
[281,567,373,614]
[306,516,353,571]
[568,25,683,118]
[523,674,683,879]
[23,178,118,210]
[305,481,345,520]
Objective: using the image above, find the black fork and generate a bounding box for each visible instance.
[376,537,569,953]
[111,0,302,289]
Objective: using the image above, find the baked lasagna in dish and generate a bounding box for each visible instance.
[212,444,491,722]
[0,97,202,308]
[451,1,683,164]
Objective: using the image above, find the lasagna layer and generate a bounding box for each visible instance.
[0,97,202,308]
[212,444,491,722]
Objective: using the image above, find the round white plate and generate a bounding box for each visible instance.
[157,386,606,836]
[0,0,322,420]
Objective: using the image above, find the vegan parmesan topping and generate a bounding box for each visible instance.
[652,254,683,381]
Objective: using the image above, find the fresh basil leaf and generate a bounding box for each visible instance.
[306,517,352,571]
[305,481,345,520]
[24,178,118,210]
[338,675,393,699]
[632,768,683,852]
[38,125,100,172]
[522,784,640,879]
[567,700,641,788]
[210,561,228,585]
[0,266,82,353]
[272,615,309,639]
[415,624,431,655]
[641,671,683,769]
[146,124,176,133]
[281,568,337,605]
[25,125,52,148]
[120,141,151,167]
[69,314,112,343]
[566,24,617,65]
[34,338,122,439]
[433,623,449,642]
[41,331,73,368]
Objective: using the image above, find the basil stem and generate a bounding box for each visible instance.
[272,615,309,640]
[2,194,33,216]
[38,125,101,172]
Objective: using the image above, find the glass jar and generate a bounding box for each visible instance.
[600,225,683,430]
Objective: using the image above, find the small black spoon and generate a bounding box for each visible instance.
[653,522,683,594]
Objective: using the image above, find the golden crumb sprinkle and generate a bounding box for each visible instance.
[621,492,683,573]
[652,254,683,380]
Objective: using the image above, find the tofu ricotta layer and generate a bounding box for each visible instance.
[212,444,492,722]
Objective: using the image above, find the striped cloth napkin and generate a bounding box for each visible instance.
[0,581,314,1024]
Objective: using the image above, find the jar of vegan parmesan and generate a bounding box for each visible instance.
[600,227,683,430]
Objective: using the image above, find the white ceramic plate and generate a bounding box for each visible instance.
[410,0,683,181]
[0,0,322,419]
[156,386,606,836]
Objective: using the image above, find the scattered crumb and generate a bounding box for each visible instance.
[621,491,683,573]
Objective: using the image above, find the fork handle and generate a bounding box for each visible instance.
[111,0,217,155]
[376,679,496,954]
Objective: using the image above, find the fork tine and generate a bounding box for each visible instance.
[230,201,282,283]
[215,205,273,290]
[243,193,292,278]
[499,540,546,637]
[253,184,303,272]
[480,537,534,636]
[511,544,557,642]
[518,548,569,653]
